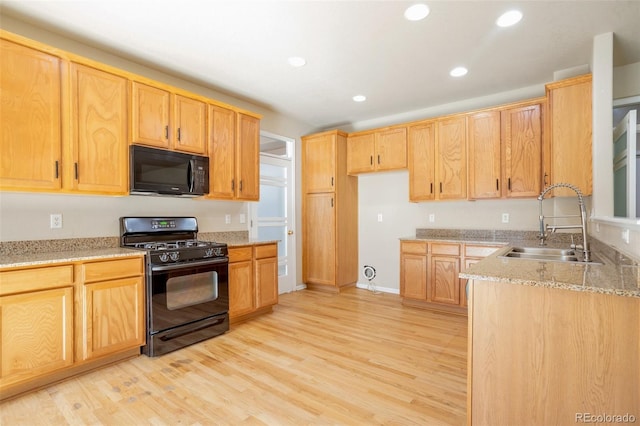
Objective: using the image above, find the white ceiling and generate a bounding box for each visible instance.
[1,0,639,129]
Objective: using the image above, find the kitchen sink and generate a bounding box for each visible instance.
[500,246,603,265]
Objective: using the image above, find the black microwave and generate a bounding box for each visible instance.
[130,145,209,197]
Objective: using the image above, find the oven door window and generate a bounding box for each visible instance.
[166,271,219,310]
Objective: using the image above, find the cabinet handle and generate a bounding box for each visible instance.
[331,197,334,207]
[231,179,235,191]
[331,177,334,187]
[165,125,169,140]
[177,128,181,141]
[370,155,373,165]
[74,163,79,180]
[440,182,443,193]
[377,154,381,165]
[430,182,433,194]
[496,179,499,191]
[544,173,549,185]
[508,177,511,191]
[55,161,59,179]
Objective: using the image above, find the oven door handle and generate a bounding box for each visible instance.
[151,257,229,272]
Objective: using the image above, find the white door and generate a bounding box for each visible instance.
[613,109,638,218]
[250,131,297,294]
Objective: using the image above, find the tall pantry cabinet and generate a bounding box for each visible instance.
[302,130,358,292]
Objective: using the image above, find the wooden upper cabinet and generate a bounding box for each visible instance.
[347,127,407,174]
[436,116,467,199]
[70,63,129,194]
[131,82,170,149]
[131,82,207,154]
[302,131,339,193]
[236,113,260,201]
[408,121,436,201]
[0,39,62,191]
[347,132,375,174]
[502,104,542,198]
[174,94,206,154]
[468,111,501,199]
[208,104,236,199]
[546,74,592,196]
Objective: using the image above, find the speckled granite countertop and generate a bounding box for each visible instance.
[0,231,277,269]
[0,247,144,269]
[403,229,640,298]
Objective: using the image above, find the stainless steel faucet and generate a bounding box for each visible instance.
[537,182,591,262]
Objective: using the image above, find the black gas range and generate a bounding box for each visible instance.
[120,217,229,356]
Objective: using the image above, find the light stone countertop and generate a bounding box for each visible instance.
[402,229,640,298]
[0,247,145,269]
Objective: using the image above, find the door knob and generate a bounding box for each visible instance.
[287,230,294,235]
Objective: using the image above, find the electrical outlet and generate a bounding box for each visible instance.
[501,213,510,223]
[50,213,62,229]
[429,214,435,223]
[377,213,383,222]
[225,214,231,224]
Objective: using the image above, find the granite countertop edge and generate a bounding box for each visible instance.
[402,230,640,298]
[0,247,145,269]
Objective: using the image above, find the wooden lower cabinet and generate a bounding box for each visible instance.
[0,255,145,401]
[228,242,278,322]
[468,280,639,425]
[400,240,501,313]
[81,258,145,361]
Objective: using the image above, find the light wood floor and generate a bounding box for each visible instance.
[1,288,468,425]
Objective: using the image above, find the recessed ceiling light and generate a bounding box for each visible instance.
[353,95,367,102]
[450,67,468,77]
[404,4,430,21]
[496,10,523,27]
[288,56,306,67]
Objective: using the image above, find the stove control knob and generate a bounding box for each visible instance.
[159,253,169,263]
[205,248,214,258]
[213,247,223,257]
[170,252,179,262]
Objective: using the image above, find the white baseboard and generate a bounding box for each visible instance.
[356,282,399,295]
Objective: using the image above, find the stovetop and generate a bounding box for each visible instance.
[119,216,228,264]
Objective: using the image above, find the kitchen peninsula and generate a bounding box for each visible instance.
[458,232,639,425]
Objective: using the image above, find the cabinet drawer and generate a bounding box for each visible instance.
[431,243,461,256]
[255,243,277,259]
[229,247,253,263]
[464,244,501,258]
[82,257,144,283]
[0,265,74,296]
[401,241,428,255]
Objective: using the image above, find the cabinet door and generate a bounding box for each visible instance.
[347,132,375,174]
[229,260,254,317]
[304,193,336,285]
[82,276,144,360]
[131,81,170,148]
[0,287,74,387]
[255,256,278,308]
[303,133,336,193]
[436,116,467,199]
[71,63,128,194]
[547,76,593,196]
[502,104,542,198]
[468,111,501,199]
[408,122,436,201]
[236,113,260,201]
[208,104,236,199]
[0,39,62,191]
[429,256,461,305]
[174,94,206,154]
[375,127,407,171]
[400,253,428,300]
